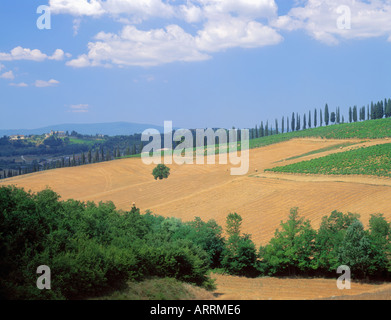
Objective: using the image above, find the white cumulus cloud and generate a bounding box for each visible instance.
[0,47,68,62]
[10,82,28,87]
[67,25,211,67]
[0,70,15,80]
[54,0,391,68]
[34,79,60,87]
[272,0,391,45]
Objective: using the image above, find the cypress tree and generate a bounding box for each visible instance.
[94,149,99,162]
[377,101,384,119]
[88,150,92,164]
[320,109,323,126]
[353,106,358,122]
[330,112,335,124]
[296,113,300,131]
[314,109,317,128]
[308,110,311,128]
[291,113,295,132]
[260,122,264,137]
[336,107,340,124]
[324,104,329,126]
[371,101,375,119]
[349,107,353,123]
[303,113,307,130]
[386,99,391,118]
[282,116,285,134]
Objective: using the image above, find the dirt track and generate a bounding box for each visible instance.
[211,273,391,300]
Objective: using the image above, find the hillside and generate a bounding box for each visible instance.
[249,118,391,150]
[2,118,391,300]
[2,137,391,246]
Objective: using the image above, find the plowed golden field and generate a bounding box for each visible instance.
[3,138,391,245]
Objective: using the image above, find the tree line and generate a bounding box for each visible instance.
[249,98,391,139]
[0,134,145,180]
[1,186,390,299]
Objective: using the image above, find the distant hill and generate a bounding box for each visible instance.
[0,122,168,137]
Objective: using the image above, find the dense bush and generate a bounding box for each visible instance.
[0,186,218,300]
[152,164,170,180]
[1,185,390,300]
[258,209,391,279]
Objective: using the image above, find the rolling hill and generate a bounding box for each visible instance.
[0,122,167,137]
[2,119,391,300]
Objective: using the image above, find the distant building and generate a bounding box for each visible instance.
[48,130,66,137]
[9,135,25,141]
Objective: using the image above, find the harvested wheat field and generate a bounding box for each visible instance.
[2,138,391,247]
[2,138,391,299]
[211,274,391,300]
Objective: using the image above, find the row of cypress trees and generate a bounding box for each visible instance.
[250,98,391,139]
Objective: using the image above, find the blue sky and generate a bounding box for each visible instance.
[0,0,391,130]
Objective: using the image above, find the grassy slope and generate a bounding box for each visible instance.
[92,278,215,300]
[250,118,391,149]
[276,141,363,162]
[121,118,391,160]
[266,143,391,177]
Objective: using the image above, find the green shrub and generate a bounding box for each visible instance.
[152,164,170,180]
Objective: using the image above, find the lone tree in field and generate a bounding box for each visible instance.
[152,164,170,180]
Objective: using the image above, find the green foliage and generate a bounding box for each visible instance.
[250,118,391,150]
[259,209,391,280]
[222,234,257,276]
[225,212,242,238]
[280,142,361,162]
[259,208,316,276]
[184,217,225,269]
[2,184,391,299]
[267,143,391,177]
[221,213,257,276]
[95,277,213,300]
[338,220,372,277]
[313,211,360,274]
[367,214,391,276]
[0,186,215,300]
[152,164,171,180]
